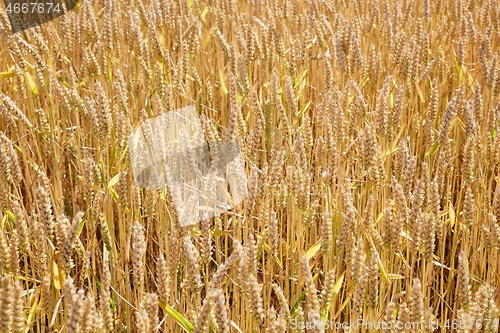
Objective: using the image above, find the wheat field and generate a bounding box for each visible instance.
[0,0,500,332]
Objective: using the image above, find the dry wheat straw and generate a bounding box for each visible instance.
[2,0,500,331]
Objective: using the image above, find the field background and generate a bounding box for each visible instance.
[0,0,500,332]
